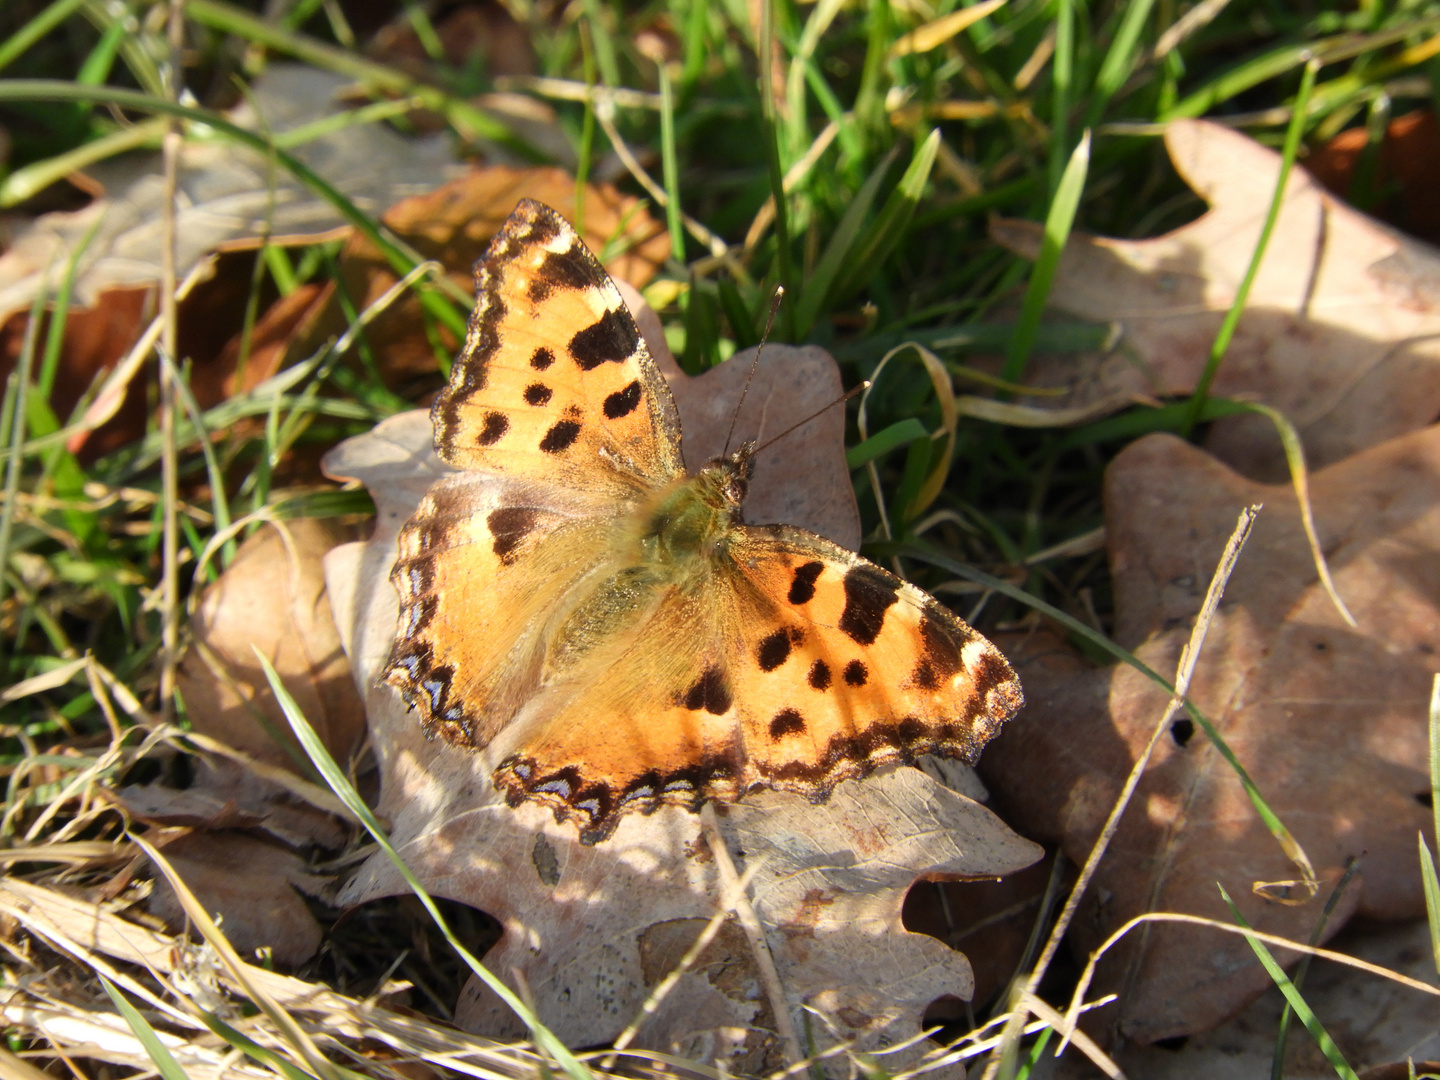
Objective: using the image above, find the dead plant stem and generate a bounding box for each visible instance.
[700,803,803,1067]
[157,0,186,725]
[982,505,1260,1078]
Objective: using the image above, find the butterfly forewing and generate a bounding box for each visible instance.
[432,199,684,495]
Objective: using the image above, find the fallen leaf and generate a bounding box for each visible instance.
[0,285,153,460]
[982,425,1440,1043]
[1039,918,1440,1077]
[146,830,329,968]
[992,118,1440,480]
[116,756,348,851]
[0,64,464,321]
[322,330,1040,1070]
[176,516,368,774]
[1308,108,1440,246]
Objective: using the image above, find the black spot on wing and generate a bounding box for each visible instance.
[516,204,562,248]
[788,561,824,604]
[683,667,732,715]
[570,307,640,370]
[529,244,600,302]
[603,380,642,419]
[919,613,967,680]
[540,419,581,453]
[531,347,555,370]
[838,565,900,646]
[487,506,538,566]
[843,660,868,686]
[478,412,509,446]
[769,708,806,739]
[912,659,939,690]
[524,383,553,406]
[757,627,801,672]
[808,659,831,690]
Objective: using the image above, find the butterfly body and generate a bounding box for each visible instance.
[386,199,1023,844]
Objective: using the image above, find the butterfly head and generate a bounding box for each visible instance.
[704,443,756,511]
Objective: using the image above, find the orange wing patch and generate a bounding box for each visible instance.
[432,199,684,493]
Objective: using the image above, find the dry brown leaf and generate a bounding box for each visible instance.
[322,335,1039,1071]
[982,426,1440,1043]
[177,516,368,773]
[116,757,347,850]
[992,118,1440,480]
[0,65,463,321]
[1308,107,1440,246]
[1041,918,1440,1077]
[146,831,330,968]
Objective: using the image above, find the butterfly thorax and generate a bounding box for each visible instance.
[636,448,754,576]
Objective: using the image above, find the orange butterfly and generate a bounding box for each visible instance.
[386,200,1023,843]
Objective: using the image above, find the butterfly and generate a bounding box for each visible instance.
[385,199,1023,844]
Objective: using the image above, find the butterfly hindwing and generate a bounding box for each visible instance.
[386,472,622,748]
[487,524,1023,843]
[724,527,1023,791]
[432,199,684,494]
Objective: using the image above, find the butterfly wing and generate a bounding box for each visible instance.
[490,524,1023,843]
[431,199,684,496]
[720,526,1023,791]
[386,472,626,747]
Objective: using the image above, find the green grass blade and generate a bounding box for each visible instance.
[0,268,52,619]
[1049,0,1074,196]
[184,0,536,156]
[1271,859,1362,1080]
[1002,129,1090,386]
[200,1011,350,1080]
[255,652,595,1080]
[1425,674,1440,976]
[1219,885,1360,1080]
[791,148,896,338]
[98,976,193,1080]
[1419,836,1440,977]
[0,0,88,76]
[829,129,941,305]
[1431,674,1440,871]
[1084,0,1159,128]
[658,62,685,265]
[1182,58,1318,437]
[846,418,928,470]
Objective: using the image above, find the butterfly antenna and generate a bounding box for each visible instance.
[722,285,785,459]
[752,379,871,457]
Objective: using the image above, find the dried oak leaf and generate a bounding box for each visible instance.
[982,428,1440,1044]
[145,830,330,968]
[1308,107,1440,247]
[992,119,1440,481]
[322,340,1039,1073]
[0,64,460,456]
[176,516,368,774]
